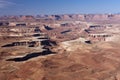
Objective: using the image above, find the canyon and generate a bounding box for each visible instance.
[0,14,120,80]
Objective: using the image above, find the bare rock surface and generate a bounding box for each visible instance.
[1,14,120,80]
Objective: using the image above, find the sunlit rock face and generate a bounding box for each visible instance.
[1,14,120,80]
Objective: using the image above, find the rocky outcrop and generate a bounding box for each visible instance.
[39,14,120,21]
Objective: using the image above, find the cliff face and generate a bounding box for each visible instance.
[1,14,120,22]
[44,14,120,21]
